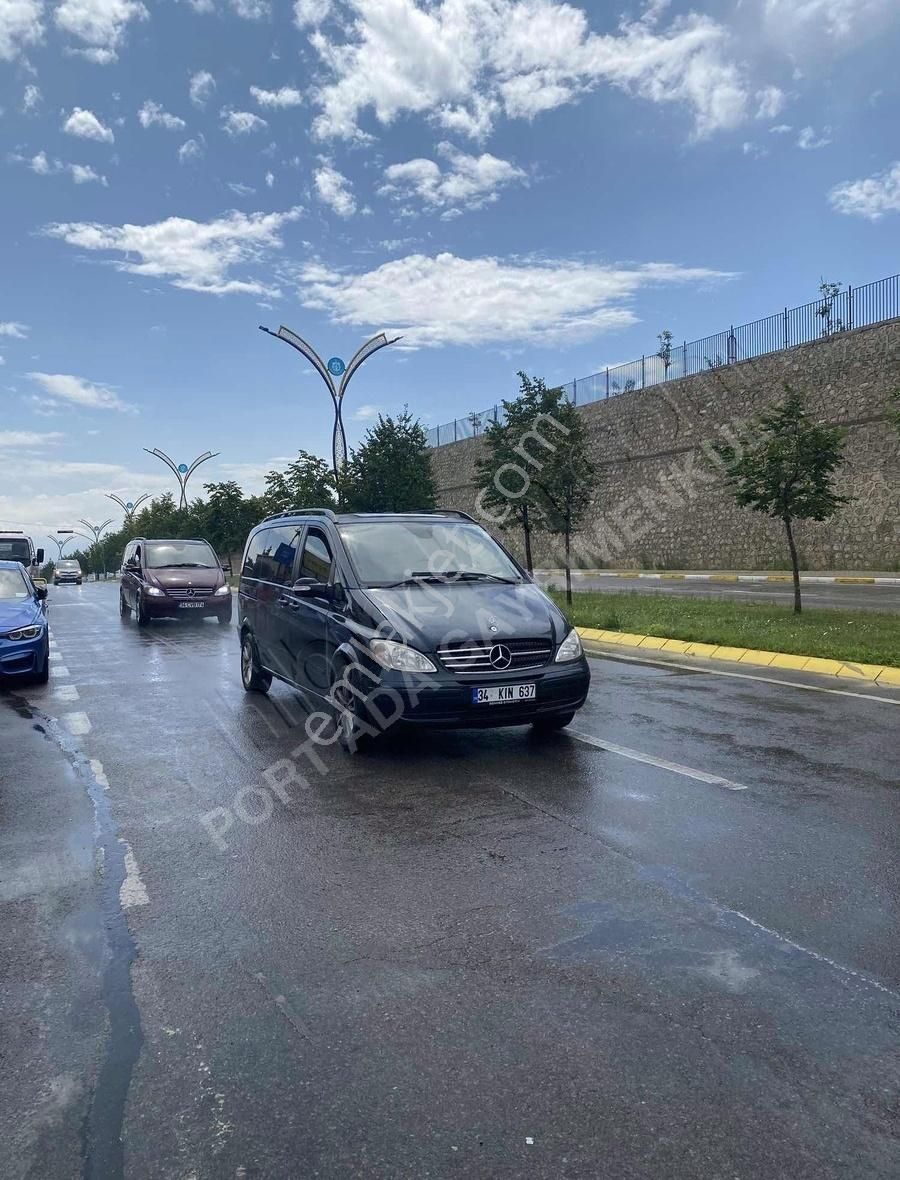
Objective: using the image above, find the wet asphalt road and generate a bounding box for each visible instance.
[2,581,899,1179]
[532,574,900,612]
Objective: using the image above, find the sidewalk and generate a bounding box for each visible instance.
[535,569,900,585]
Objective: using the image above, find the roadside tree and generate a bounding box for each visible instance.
[342,409,436,512]
[712,385,848,613]
[528,386,598,605]
[474,373,558,572]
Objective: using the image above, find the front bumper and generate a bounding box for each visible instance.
[0,633,47,679]
[143,592,232,619]
[361,657,591,729]
[54,576,81,584]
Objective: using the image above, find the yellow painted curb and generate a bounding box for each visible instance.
[575,628,899,686]
[835,577,875,584]
[739,649,779,666]
[769,653,810,670]
[638,636,670,650]
[685,641,719,658]
[709,575,739,583]
[661,638,692,654]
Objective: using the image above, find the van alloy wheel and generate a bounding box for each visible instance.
[241,633,271,694]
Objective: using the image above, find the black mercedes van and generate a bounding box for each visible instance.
[237,508,590,749]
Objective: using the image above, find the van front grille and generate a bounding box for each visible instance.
[165,587,213,599]
[437,637,553,674]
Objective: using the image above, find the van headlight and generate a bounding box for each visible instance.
[370,639,437,673]
[554,629,583,662]
[214,585,231,596]
[145,586,164,597]
[7,625,44,641]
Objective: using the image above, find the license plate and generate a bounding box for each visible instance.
[179,601,206,609]
[472,684,536,705]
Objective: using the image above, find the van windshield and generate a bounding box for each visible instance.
[0,539,31,564]
[145,540,218,569]
[339,521,523,587]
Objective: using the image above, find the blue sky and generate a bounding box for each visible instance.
[1,0,898,544]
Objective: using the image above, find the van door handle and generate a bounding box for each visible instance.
[277,596,299,609]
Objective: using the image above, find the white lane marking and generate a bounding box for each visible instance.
[585,649,900,706]
[727,905,897,998]
[568,730,749,792]
[48,652,62,662]
[62,711,91,736]
[119,841,149,908]
[51,684,80,701]
[89,758,109,789]
[49,665,70,678]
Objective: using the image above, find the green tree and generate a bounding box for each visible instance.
[343,409,436,512]
[713,386,848,613]
[474,373,561,572]
[263,450,336,514]
[657,329,674,379]
[201,481,265,558]
[527,384,598,604]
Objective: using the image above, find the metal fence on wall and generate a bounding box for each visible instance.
[425,274,900,448]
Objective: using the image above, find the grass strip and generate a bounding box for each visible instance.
[547,589,900,667]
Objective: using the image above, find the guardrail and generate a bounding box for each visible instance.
[425,273,900,448]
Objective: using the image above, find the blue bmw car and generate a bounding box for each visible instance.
[0,559,50,685]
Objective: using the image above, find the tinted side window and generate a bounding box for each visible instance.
[298,530,334,584]
[243,526,301,585]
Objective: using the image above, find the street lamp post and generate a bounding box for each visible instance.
[78,519,114,580]
[106,492,149,524]
[143,449,219,510]
[50,534,75,559]
[258,325,402,482]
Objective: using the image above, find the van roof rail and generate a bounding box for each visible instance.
[260,507,338,523]
[417,508,477,522]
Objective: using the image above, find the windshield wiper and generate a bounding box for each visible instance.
[165,562,212,568]
[379,570,518,588]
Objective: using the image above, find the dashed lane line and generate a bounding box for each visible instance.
[62,711,91,736]
[568,730,749,792]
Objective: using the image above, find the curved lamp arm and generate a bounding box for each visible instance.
[339,333,403,401]
[186,451,219,481]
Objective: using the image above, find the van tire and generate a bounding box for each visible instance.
[120,592,130,617]
[332,665,376,753]
[241,632,271,694]
[137,597,150,626]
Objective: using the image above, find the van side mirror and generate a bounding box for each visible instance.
[35,548,44,564]
[35,585,48,600]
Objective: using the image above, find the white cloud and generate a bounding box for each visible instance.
[54,0,149,60]
[26,372,137,413]
[380,142,525,215]
[352,403,381,420]
[829,161,900,221]
[178,136,205,163]
[313,161,356,217]
[0,322,29,338]
[297,252,732,347]
[22,83,41,112]
[250,84,303,108]
[309,0,755,142]
[762,0,896,47]
[230,0,268,15]
[0,430,64,446]
[754,85,784,119]
[221,108,268,135]
[69,162,107,184]
[265,170,275,187]
[294,0,330,27]
[769,123,792,134]
[138,100,186,130]
[227,181,256,196]
[189,69,216,107]
[797,124,831,150]
[0,0,43,61]
[63,107,115,143]
[44,207,304,297]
